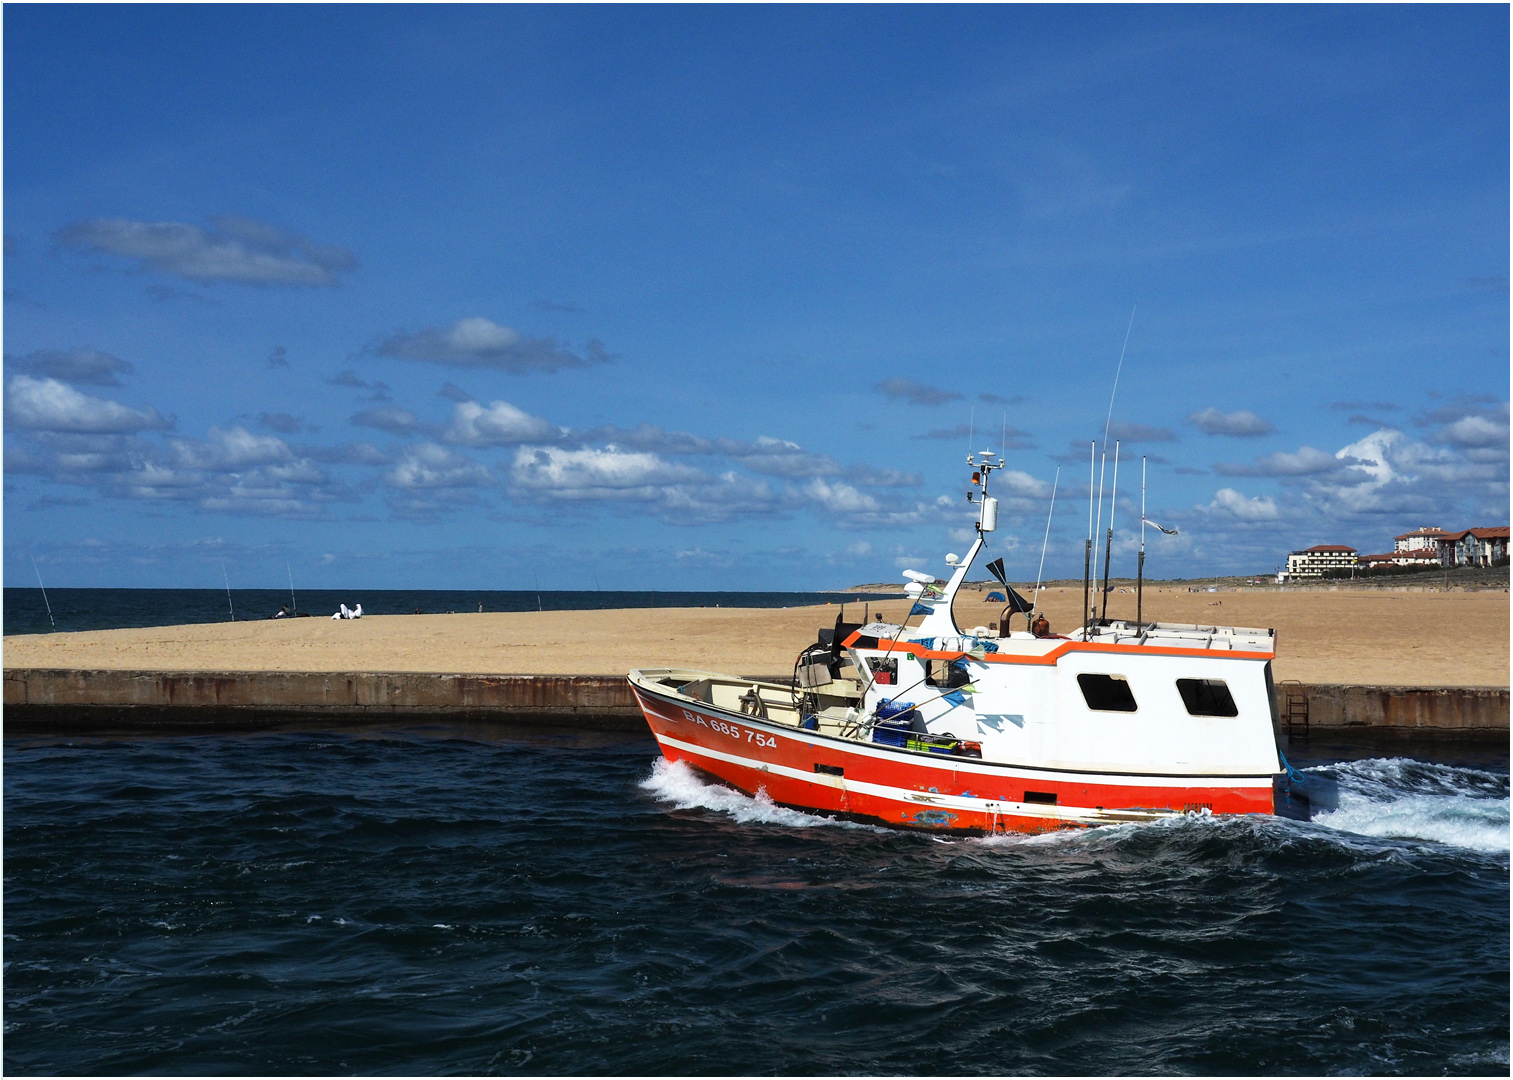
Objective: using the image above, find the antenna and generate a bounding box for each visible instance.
[221,561,235,622]
[31,555,56,632]
[1100,441,1120,622]
[1138,456,1147,627]
[1000,412,1007,461]
[967,404,974,461]
[286,559,297,614]
[1031,467,1059,621]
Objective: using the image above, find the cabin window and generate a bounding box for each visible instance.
[1077,673,1137,712]
[868,657,897,686]
[1177,678,1239,717]
[926,659,971,689]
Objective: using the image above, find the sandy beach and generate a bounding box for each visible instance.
[3,586,1507,687]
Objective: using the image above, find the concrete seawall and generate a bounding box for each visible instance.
[4,670,648,730]
[4,668,1507,742]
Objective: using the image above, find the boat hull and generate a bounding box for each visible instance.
[631,677,1277,834]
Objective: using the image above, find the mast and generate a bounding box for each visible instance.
[915,448,1003,639]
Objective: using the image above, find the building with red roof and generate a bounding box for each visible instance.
[1284,544,1357,579]
[1459,526,1510,567]
[1393,526,1450,553]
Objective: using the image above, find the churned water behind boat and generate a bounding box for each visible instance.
[4,728,1507,1075]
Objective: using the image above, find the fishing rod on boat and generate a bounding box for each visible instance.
[1087,306,1135,634]
[851,593,924,705]
[1091,445,1107,619]
[1138,457,1146,627]
[866,637,985,720]
[891,681,978,720]
[1083,442,1094,641]
[1100,441,1120,622]
[1031,467,1059,624]
[1137,467,1180,628]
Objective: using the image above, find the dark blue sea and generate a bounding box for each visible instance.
[4,726,1507,1075]
[2,588,900,637]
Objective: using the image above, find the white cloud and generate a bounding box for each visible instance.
[992,469,1053,498]
[388,443,491,490]
[1214,446,1347,477]
[510,445,705,497]
[1439,414,1509,448]
[1209,488,1279,520]
[1295,427,1505,516]
[55,216,355,285]
[450,317,519,352]
[1334,429,1398,488]
[444,400,556,446]
[730,436,842,478]
[1188,407,1275,437]
[172,426,293,471]
[5,375,171,433]
[377,317,608,373]
[802,478,881,514]
[351,408,423,436]
[675,547,734,567]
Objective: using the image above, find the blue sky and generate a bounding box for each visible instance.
[4,5,1507,590]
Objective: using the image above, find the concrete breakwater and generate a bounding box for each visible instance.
[4,668,1508,741]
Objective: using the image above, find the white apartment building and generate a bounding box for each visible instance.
[1284,545,1358,579]
[1393,526,1449,553]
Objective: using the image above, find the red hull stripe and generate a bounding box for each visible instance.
[657,731,1149,827]
[842,630,1274,664]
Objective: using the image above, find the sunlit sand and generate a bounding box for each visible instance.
[4,586,1506,687]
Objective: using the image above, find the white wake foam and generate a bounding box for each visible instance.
[1308,758,1509,854]
[639,758,869,830]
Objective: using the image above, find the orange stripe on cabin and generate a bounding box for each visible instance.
[842,629,1274,664]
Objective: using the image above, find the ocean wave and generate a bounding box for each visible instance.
[1307,758,1509,853]
[639,758,877,830]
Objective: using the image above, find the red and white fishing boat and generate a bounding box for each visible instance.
[631,452,1300,834]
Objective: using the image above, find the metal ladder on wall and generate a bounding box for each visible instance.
[1279,680,1309,738]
